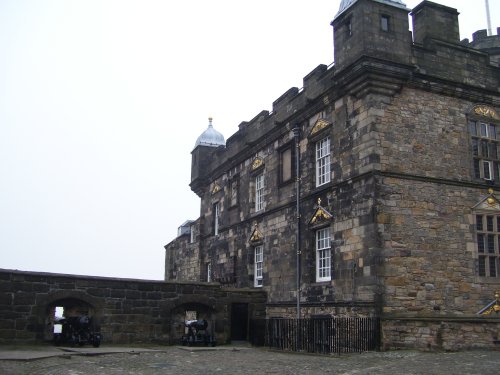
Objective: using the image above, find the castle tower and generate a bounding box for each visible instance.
[332,0,412,72]
[190,118,225,197]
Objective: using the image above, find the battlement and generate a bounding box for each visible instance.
[190,0,500,197]
[410,0,459,45]
[469,27,500,44]
[463,27,500,49]
[464,28,500,66]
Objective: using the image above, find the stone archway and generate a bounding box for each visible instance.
[169,302,217,345]
[37,291,103,342]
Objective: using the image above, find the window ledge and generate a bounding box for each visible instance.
[475,276,500,284]
[313,280,332,285]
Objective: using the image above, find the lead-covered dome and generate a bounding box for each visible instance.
[335,0,407,20]
[194,117,225,149]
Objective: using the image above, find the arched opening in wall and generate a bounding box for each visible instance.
[171,303,217,346]
[44,298,100,344]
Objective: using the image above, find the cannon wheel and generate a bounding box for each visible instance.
[92,337,101,348]
[53,334,62,346]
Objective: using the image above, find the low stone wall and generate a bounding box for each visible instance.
[0,269,266,345]
[382,317,500,351]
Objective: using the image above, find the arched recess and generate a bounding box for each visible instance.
[36,290,104,341]
[166,295,218,345]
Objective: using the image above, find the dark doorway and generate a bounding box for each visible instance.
[230,303,248,341]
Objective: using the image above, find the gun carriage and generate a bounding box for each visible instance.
[180,319,216,346]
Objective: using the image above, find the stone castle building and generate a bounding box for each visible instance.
[165,0,500,350]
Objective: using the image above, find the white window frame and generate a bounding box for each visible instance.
[480,122,489,138]
[471,119,499,181]
[207,262,212,282]
[483,160,493,180]
[254,245,263,287]
[190,225,195,243]
[230,179,238,206]
[316,227,331,282]
[316,137,331,187]
[255,174,265,212]
[214,202,220,236]
[381,15,390,31]
[475,214,500,278]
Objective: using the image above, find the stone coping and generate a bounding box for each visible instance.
[382,315,500,322]
[0,268,260,290]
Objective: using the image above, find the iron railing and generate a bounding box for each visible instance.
[253,317,380,354]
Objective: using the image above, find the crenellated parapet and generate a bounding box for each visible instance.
[464,27,500,66]
[190,63,337,195]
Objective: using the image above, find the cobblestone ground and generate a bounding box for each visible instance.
[1,347,500,375]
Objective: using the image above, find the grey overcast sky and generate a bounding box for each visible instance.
[1,0,499,280]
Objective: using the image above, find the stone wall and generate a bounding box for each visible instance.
[376,88,471,178]
[380,178,477,313]
[165,220,201,282]
[185,98,385,317]
[0,269,266,345]
[382,318,500,351]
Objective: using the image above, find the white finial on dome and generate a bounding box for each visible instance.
[194,117,225,149]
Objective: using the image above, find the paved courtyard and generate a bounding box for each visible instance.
[0,345,499,375]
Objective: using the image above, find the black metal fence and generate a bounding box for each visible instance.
[252,317,380,354]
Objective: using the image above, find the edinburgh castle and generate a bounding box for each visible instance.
[165,0,500,350]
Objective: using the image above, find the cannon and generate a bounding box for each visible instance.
[53,315,101,347]
[180,319,216,346]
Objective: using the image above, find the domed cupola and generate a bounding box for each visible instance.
[194,117,225,149]
[335,0,407,20]
[190,117,225,198]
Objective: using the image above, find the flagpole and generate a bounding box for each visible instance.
[485,0,492,36]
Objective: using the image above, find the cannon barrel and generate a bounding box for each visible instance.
[185,319,208,331]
